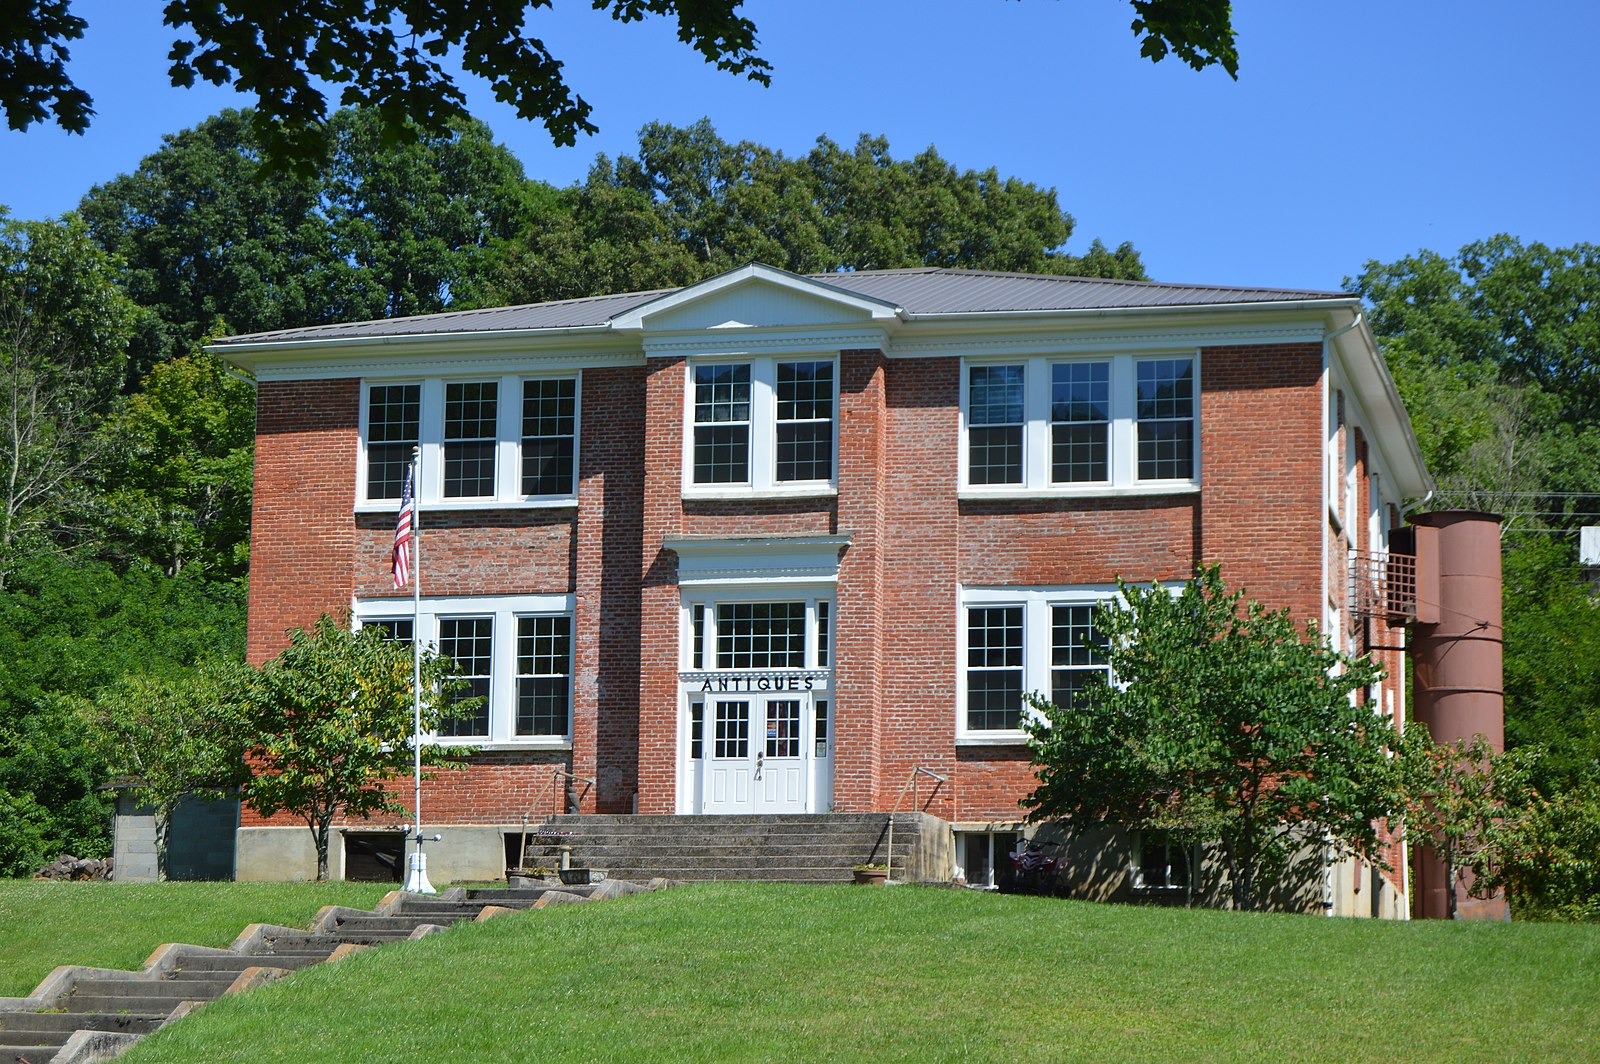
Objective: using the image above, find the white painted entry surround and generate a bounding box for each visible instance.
[667,535,847,815]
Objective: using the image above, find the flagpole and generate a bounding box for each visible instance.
[403,446,436,894]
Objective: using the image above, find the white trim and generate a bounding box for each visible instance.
[680,354,840,496]
[956,585,1121,744]
[247,345,637,382]
[642,327,887,358]
[665,535,848,589]
[958,351,1201,495]
[354,593,575,749]
[358,370,581,509]
[610,262,901,331]
[891,322,1324,359]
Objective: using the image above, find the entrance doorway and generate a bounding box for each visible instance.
[687,691,832,813]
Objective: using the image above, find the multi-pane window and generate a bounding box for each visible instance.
[1051,362,1110,483]
[361,377,579,505]
[521,379,576,497]
[689,699,704,759]
[438,617,492,738]
[366,384,420,500]
[714,701,750,758]
[962,356,1198,492]
[815,602,831,668]
[960,589,1125,738]
[775,361,834,482]
[1050,605,1107,709]
[364,618,413,644]
[967,365,1026,485]
[692,364,751,484]
[814,700,830,757]
[691,604,707,669]
[444,382,498,498]
[1137,832,1191,890]
[716,602,806,670]
[515,616,571,737]
[766,700,801,757]
[685,358,837,491]
[965,606,1025,731]
[1136,358,1195,481]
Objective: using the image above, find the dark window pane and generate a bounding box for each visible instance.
[690,701,704,759]
[367,384,419,499]
[1050,362,1109,423]
[967,607,1023,668]
[777,361,833,421]
[1051,605,1102,667]
[815,602,830,668]
[766,699,801,757]
[445,381,498,498]
[968,426,1024,485]
[776,422,832,482]
[714,701,750,758]
[438,616,492,738]
[1137,420,1195,481]
[1136,359,1194,420]
[521,378,576,496]
[365,618,413,645]
[717,602,806,670]
[1050,363,1109,483]
[968,365,1024,425]
[693,364,751,423]
[1051,423,1108,483]
[966,669,1023,731]
[694,424,749,483]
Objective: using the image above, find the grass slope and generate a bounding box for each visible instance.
[0,881,391,997]
[122,884,1599,1063]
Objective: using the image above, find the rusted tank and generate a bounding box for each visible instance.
[1408,510,1507,920]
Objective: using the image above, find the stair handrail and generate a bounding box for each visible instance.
[884,766,949,884]
[551,766,597,816]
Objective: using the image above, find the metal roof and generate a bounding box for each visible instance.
[211,267,1353,346]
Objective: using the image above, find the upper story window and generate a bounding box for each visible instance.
[959,587,1114,741]
[961,355,1197,495]
[356,594,574,747]
[360,375,580,508]
[685,357,837,494]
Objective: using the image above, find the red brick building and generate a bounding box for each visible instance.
[216,264,1431,912]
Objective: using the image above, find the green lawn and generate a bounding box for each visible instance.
[0,880,391,997]
[108,883,1600,1063]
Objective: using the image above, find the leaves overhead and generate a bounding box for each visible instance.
[0,0,92,133]
[1130,0,1238,78]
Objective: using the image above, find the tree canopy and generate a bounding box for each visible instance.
[489,120,1145,304]
[5,1,1238,172]
[1022,567,1394,911]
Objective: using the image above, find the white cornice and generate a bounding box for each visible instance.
[665,533,851,587]
[611,263,901,330]
[641,327,888,358]
[250,347,644,382]
[888,321,1327,358]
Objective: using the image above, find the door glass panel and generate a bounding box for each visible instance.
[814,699,829,756]
[714,701,749,758]
[766,700,800,757]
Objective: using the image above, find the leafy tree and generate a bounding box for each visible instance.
[1480,779,1600,922]
[79,108,545,374]
[1022,566,1393,911]
[5,1,1236,171]
[239,614,469,881]
[80,664,252,878]
[95,353,255,579]
[0,553,246,871]
[0,211,137,587]
[490,121,1145,305]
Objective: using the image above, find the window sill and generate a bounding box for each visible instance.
[429,739,573,752]
[354,498,579,515]
[958,483,1200,502]
[682,486,838,503]
[955,734,1031,748]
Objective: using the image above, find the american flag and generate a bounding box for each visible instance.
[392,467,414,589]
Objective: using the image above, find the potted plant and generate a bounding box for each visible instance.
[853,863,890,885]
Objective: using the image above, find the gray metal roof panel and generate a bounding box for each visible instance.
[212,267,1351,345]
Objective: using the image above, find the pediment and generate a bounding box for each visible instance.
[611,263,900,334]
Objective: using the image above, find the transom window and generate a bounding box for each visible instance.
[686,357,837,492]
[360,376,580,506]
[682,596,834,673]
[355,594,574,746]
[961,355,1197,493]
[960,587,1118,739]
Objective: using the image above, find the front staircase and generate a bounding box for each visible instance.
[525,812,953,884]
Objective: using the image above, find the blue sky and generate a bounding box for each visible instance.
[2,1,1594,292]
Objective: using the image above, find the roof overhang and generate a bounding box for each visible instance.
[610,263,903,331]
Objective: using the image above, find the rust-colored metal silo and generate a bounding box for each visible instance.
[1408,510,1507,920]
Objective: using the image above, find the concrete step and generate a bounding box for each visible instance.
[59,996,179,1016]
[0,1014,162,1037]
[173,953,328,973]
[329,915,471,933]
[72,976,236,999]
[1,1043,59,1063]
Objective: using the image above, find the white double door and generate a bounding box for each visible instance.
[699,693,826,814]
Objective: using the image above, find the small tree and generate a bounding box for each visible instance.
[82,664,252,878]
[240,614,469,881]
[1022,566,1396,911]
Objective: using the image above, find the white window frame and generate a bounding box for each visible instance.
[356,372,581,512]
[354,593,575,749]
[681,355,840,498]
[678,588,836,674]
[958,352,1200,498]
[1131,830,1194,892]
[956,585,1120,744]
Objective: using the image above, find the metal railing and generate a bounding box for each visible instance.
[1348,550,1418,624]
[884,766,950,884]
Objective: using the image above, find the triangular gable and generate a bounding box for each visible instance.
[610,263,902,333]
